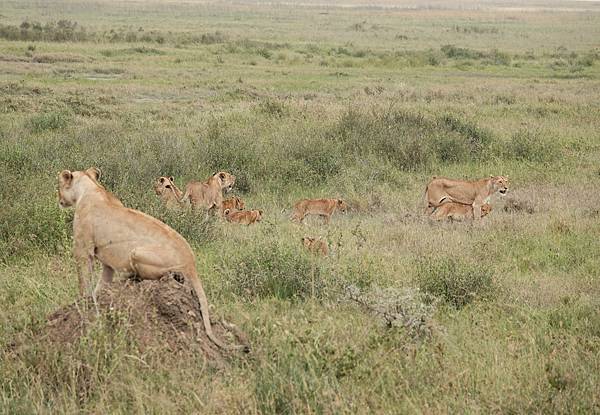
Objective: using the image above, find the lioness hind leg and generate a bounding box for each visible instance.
[129,246,176,280]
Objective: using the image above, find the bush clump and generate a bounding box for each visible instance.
[27,111,70,133]
[218,237,329,301]
[416,257,494,308]
[334,107,493,170]
[345,285,437,339]
[504,128,558,162]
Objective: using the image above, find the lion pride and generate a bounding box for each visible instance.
[291,198,348,224]
[181,171,235,212]
[223,208,262,225]
[430,202,492,221]
[424,175,508,220]
[58,167,230,349]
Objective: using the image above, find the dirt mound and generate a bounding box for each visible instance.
[42,274,249,367]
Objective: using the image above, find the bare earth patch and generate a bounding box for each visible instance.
[42,274,249,367]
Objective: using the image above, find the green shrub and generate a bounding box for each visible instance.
[27,111,70,133]
[334,107,493,170]
[416,257,494,308]
[218,237,329,301]
[505,128,558,162]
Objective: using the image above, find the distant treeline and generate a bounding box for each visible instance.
[0,20,227,45]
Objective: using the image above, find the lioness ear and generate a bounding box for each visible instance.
[169,176,174,182]
[490,175,494,179]
[59,170,73,184]
[159,177,165,183]
[86,167,101,181]
[337,199,343,205]
[219,172,226,179]
[224,208,230,215]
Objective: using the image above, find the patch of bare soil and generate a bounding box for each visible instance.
[42,274,249,367]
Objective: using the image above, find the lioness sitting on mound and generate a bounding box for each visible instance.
[58,167,230,349]
[301,236,329,256]
[223,208,263,225]
[291,198,348,224]
[424,175,508,220]
[430,202,492,221]
[181,171,235,212]
[153,176,184,209]
[221,196,245,215]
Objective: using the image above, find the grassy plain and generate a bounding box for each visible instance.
[1,0,600,412]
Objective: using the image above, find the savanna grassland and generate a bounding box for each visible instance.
[1,0,600,412]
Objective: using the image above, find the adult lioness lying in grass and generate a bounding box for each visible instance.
[291,198,348,224]
[58,167,229,349]
[425,175,508,220]
[430,202,492,221]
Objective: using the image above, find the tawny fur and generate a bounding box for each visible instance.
[153,176,184,209]
[221,196,245,215]
[223,209,262,225]
[291,198,348,224]
[430,202,492,221]
[181,171,235,212]
[424,176,508,220]
[58,167,228,349]
[301,237,329,256]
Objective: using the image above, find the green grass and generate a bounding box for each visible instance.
[1,0,600,412]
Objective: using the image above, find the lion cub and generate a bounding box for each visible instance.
[301,237,329,256]
[224,208,263,225]
[291,198,348,224]
[153,176,184,209]
[431,202,492,221]
[221,196,245,215]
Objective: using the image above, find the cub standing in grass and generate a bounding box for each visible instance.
[58,167,230,349]
[430,202,492,221]
[424,175,508,220]
[291,198,348,224]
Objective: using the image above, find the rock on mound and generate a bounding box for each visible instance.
[43,274,249,366]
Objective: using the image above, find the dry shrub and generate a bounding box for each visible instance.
[345,285,437,340]
[503,197,535,214]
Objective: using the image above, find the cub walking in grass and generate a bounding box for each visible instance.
[291,198,348,224]
[430,202,492,221]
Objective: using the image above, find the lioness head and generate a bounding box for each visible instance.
[153,176,176,196]
[214,171,235,193]
[256,209,263,222]
[337,199,348,213]
[481,203,493,217]
[58,167,101,208]
[490,176,509,196]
